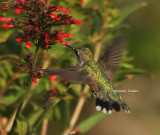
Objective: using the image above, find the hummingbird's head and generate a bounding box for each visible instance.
[76,48,93,61]
[66,45,93,67]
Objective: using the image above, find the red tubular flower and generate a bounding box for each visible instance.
[57,33,72,38]
[35,26,39,31]
[41,0,45,3]
[45,32,50,43]
[45,45,49,49]
[0,17,12,22]
[2,23,15,30]
[49,75,59,81]
[73,20,83,24]
[16,38,23,42]
[2,7,8,10]
[49,12,60,20]
[53,6,69,14]
[16,0,25,6]
[32,76,38,85]
[25,40,32,49]
[15,9,23,14]
[65,18,70,24]
[56,36,68,46]
[51,89,57,94]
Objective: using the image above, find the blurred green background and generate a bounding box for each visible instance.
[0,0,160,135]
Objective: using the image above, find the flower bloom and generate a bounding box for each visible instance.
[49,12,60,20]
[35,26,39,31]
[51,89,57,94]
[32,76,38,85]
[56,36,68,46]
[56,33,72,46]
[15,9,23,14]
[2,7,8,10]
[41,0,45,3]
[16,0,25,6]
[53,6,69,14]
[49,75,59,81]
[2,23,15,30]
[73,20,83,24]
[45,32,50,43]
[57,33,72,38]
[25,40,32,49]
[1,1,83,50]
[0,17,12,22]
[65,18,70,24]
[16,38,23,42]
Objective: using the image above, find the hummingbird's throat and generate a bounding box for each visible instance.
[65,44,84,67]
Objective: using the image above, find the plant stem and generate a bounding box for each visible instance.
[9,46,40,134]
[9,102,23,134]
[34,46,40,66]
[41,118,48,135]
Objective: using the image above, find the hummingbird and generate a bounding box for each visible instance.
[43,37,130,114]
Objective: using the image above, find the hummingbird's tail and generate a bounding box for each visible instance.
[95,94,130,114]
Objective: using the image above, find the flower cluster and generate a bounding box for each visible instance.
[0,0,83,50]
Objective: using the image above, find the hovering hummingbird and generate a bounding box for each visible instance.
[43,37,130,114]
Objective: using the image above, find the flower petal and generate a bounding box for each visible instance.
[2,23,15,30]
[25,40,32,49]
[49,12,60,20]
[57,33,72,38]
[16,38,23,42]
[15,9,23,14]
[32,76,38,85]
[0,17,12,22]
[73,20,83,24]
[49,75,59,81]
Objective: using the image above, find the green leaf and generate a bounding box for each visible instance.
[1,87,25,105]
[77,112,107,134]
[110,3,142,27]
[16,118,28,135]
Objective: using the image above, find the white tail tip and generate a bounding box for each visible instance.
[96,105,101,111]
[102,108,107,114]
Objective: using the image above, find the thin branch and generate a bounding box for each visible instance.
[41,118,48,135]
[10,102,23,134]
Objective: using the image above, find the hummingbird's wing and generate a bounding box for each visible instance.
[99,37,125,79]
[43,68,93,84]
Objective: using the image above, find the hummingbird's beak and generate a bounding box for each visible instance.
[64,44,79,55]
[66,44,76,50]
